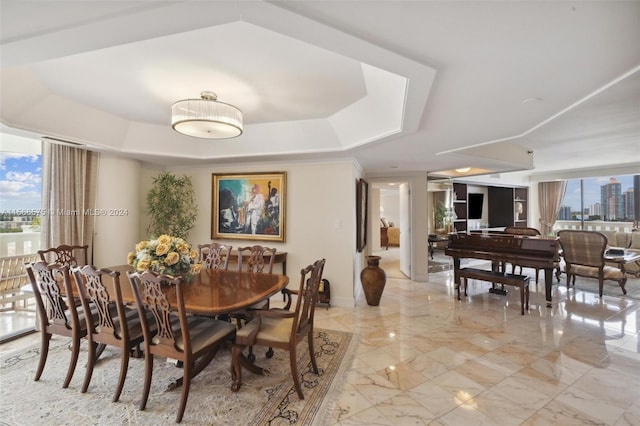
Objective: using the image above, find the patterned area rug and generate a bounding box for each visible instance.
[0,328,355,425]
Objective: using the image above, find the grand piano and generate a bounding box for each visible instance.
[445,232,560,306]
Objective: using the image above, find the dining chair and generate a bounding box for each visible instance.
[233,245,277,359]
[234,245,277,316]
[558,230,627,297]
[237,245,276,273]
[72,265,153,402]
[198,242,232,270]
[25,261,94,388]
[231,258,326,399]
[38,244,89,267]
[503,226,548,283]
[126,270,236,423]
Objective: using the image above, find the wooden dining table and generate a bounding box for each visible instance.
[104,265,290,389]
[107,264,289,316]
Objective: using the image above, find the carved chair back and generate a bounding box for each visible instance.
[198,242,232,270]
[237,245,276,273]
[38,244,88,267]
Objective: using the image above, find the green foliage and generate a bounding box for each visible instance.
[434,201,447,229]
[0,228,22,233]
[146,172,198,239]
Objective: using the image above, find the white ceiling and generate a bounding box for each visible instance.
[1,1,639,176]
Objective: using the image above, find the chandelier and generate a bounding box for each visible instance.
[171,91,243,139]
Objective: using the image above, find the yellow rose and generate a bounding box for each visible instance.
[191,263,202,274]
[135,241,147,252]
[127,252,135,265]
[176,243,190,255]
[155,243,169,256]
[157,235,172,245]
[165,252,179,265]
[189,249,198,260]
[136,259,150,272]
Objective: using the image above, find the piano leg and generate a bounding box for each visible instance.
[544,267,553,307]
[453,258,461,296]
[489,261,507,295]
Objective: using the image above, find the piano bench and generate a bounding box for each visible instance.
[457,268,530,315]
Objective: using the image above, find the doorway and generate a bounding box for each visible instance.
[427,178,454,273]
[372,181,410,279]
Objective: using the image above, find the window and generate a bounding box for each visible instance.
[558,174,637,229]
[0,134,42,255]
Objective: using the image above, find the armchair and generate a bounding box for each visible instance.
[558,230,627,297]
[231,258,326,399]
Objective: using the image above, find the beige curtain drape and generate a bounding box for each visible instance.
[41,140,99,263]
[538,180,567,236]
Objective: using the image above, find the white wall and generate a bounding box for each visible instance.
[91,155,428,306]
[92,153,142,267]
[380,190,400,225]
[140,161,359,307]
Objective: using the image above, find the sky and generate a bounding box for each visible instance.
[563,175,636,212]
[0,151,42,212]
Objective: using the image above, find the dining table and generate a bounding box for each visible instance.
[107,265,289,315]
[105,265,290,389]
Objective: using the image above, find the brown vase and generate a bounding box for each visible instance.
[360,255,387,306]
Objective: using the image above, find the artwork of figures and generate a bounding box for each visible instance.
[212,172,286,242]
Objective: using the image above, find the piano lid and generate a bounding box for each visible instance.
[447,232,559,254]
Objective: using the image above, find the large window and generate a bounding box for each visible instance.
[558,174,637,227]
[0,135,42,256]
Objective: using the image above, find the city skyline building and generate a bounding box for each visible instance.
[623,188,635,220]
[601,178,623,221]
[558,205,572,220]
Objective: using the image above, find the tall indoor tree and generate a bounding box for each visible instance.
[146,172,198,239]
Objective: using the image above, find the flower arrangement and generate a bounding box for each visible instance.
[128,234,201,279]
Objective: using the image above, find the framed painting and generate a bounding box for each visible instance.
[356,178,368,252]
[212,172,286,242]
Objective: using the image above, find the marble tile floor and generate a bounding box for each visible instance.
[2,270,639,425]
[315,271,640,425]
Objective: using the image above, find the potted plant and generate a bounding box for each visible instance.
[434,201,447,232]
[146,172,198,239]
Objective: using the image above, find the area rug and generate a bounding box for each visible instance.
[0,328,355,426]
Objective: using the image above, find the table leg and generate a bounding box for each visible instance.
[544,267,552,307]
[166,345,220,391]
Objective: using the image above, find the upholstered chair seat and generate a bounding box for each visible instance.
[570,264,626,281]
[172,316,237,351]
[236,316,294,345]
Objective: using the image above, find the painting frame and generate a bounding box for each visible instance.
[211,172,286,242]
[356,178,368,252]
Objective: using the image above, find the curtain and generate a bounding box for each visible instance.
[41,140,99,263]
[538,180,567,236]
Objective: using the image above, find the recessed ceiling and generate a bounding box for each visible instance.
[1,1,638,175]
[31,22,368,126]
